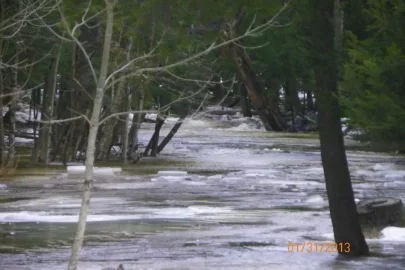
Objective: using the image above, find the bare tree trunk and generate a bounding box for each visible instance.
[143,115,166,157]
[30,88,41,164]
[157,116,185,153]
[239,83,252,117]
[310,0,369,256]
[151,115,166,157]
[51,123,70,161]
[284,77,302,115]
[96,78,126,161]
[0,1,5,165]
[7,48,19,166]
[122,87,130,163]
[68,1,115,269]
[0,38,4,167]
[284,53,302,115]
[306,87,315,111]
[38,43,62,165]
[96,35,132,161]
[128,90,144,161]
[224,24,285,131]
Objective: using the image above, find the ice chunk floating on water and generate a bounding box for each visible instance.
[302,195,326,209]
[157,171,188,176]
[67,166,122,175]
[372,163,395,171]
[188,205,233,214]
[381,227,405,241]
[384,171,405,180]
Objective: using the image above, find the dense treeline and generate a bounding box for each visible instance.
[1,0,403,168]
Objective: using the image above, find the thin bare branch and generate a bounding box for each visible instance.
[57,3,99,85]
[33,115,85,124]
[98,110,157,125]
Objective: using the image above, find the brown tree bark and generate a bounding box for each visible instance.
[143,114,166,157]
[224,24,285,131]
[310,0,369,256]
[157,116,185,153]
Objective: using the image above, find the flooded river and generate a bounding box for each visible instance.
[1,117,405,269]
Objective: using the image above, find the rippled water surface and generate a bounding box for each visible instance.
[1,118,405,270]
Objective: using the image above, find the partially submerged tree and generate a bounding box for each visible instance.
[309,0,369,256]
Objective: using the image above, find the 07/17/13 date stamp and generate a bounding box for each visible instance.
[287,242,350,253]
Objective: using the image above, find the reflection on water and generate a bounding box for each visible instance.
[1,118,405,269]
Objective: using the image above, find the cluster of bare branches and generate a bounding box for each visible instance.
[1,0,292,268]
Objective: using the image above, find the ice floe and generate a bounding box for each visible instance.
[302,195,326,209]
[157,171,188,176]
[381,227,405,241]
[67,166,122,175]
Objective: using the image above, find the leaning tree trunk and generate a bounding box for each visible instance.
[157,116,185,153]
[68,1,115,269]
[310,0,369,256]
[143,114,166,157]
[151,115,166,157]
[224,24,285,131]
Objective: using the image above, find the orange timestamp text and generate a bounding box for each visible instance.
[287,241,350,253]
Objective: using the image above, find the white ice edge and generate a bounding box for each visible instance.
[67,166,122,174]
[0,206,234,223]
[157,171,188,176]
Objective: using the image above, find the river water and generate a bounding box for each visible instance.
[1,117,405,270]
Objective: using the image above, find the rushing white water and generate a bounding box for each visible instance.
[1,117,405,270]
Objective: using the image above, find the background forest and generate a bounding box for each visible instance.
[1,0,404,169]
